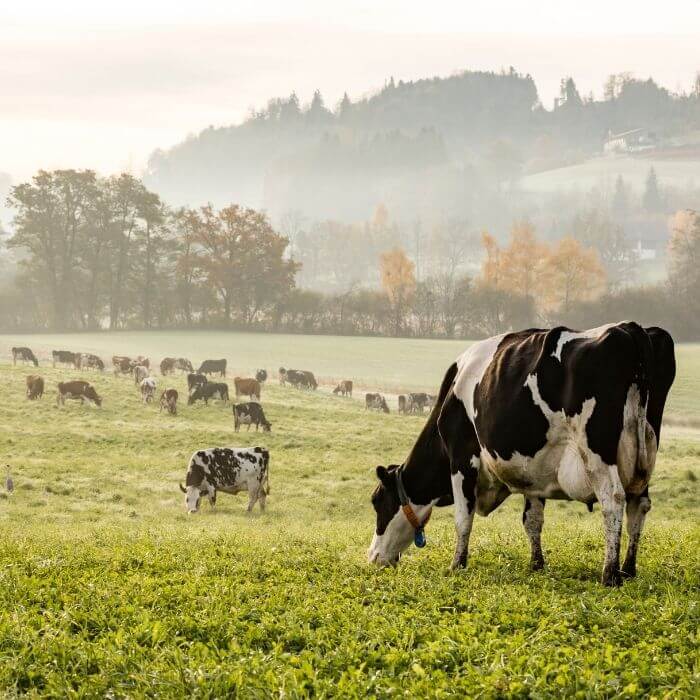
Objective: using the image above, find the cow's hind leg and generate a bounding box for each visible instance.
[522,497,545,570]
[589,461,626,586]
[621,488,651,578]
[246,489,258,513]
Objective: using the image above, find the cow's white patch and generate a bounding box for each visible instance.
[551,323,617,361]
[453,334,506,422]
[185,485,201,513]
[476,372,598,501]
[368,499,436,566]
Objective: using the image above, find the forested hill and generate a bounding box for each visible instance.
[144,69,700,221]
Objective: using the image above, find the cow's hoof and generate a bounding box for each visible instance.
[450,554,468,570]
[602,565,623,587]
[621,560,636,579]
[530,557,545,571]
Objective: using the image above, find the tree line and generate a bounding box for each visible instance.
[3,169,700,340]
[1,170,297,331]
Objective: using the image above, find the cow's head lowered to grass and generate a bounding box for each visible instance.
[179,482,202,513]
[368,464,436,566]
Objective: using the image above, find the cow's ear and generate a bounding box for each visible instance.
[376,465,392,487]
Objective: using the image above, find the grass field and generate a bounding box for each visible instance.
[0,333,699,696]
[3,330,700,423]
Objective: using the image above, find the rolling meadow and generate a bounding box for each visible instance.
[0,331,698,697]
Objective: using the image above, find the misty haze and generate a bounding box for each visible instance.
[0,3,698,697]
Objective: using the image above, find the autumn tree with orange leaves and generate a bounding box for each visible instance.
[540,236,606,312]
[380,246,416,336]
[478,223,606,315]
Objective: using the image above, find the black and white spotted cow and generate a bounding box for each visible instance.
[407,392,430,414]
[233,402,271,432]
[12,347,39,367]
[140,377,157,403]
[368,323,676,586]
[179,446,270,514]
[187,382,229,405]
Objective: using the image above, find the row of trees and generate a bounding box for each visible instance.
[2,170,297,330]
[3,169,700,340]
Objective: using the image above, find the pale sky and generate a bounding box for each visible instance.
[2,1,700,181]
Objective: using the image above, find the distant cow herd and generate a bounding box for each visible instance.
[10,345,440,520]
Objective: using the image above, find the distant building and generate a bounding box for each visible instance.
[633,238,659,261]
[603,128,656,154]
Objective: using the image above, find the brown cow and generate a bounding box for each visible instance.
[333,380,353,397]
[160,388,179,415]
[234,377,261,400]
[57,380,102,407]
[26,375,44,400]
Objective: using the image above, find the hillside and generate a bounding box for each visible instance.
[521,154,700,194]
[144,70,700,223]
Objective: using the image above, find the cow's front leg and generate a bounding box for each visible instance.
[450,466,477,569]
[206,486,216,509]
[522,497,545,570]
[621,489,651,578]
[589,461,626,586]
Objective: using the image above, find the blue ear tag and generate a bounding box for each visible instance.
[414,528,427,548]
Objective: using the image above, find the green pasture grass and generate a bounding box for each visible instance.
[0,363,698,696]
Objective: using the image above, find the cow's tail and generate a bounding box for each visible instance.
[627,322,653,476]
[263,450,270,494]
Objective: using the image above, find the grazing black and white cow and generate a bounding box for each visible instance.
[233,402,271,432]
[175,358,194,373]
[188,382,230,405]
[197,359,226,377]
[366,393,390,413]
[407,392,430,414]
[179,446,270,513]
[12,347,39,367]
[368,323,676,586]
[133,365,149,385]
[79,353,104,371]
[140,377,157,403]
[187,373,208,394]
[280,368,317,390]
